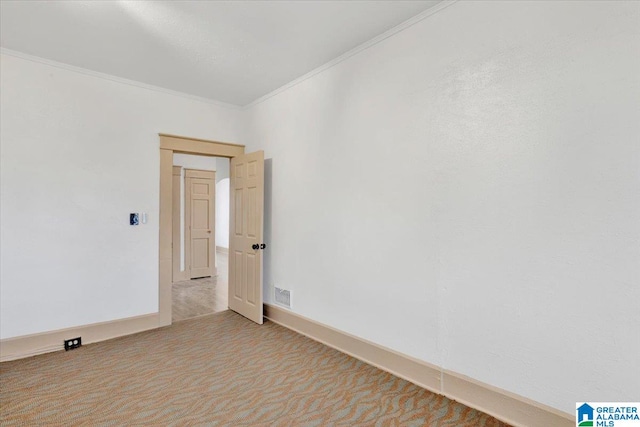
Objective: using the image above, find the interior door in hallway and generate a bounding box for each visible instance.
[185,169,216,279]
[229,151,264,324]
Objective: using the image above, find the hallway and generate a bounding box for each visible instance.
[172,250,228,322]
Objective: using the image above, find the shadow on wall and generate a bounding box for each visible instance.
[263,158,273,303]
[216,178,230,249]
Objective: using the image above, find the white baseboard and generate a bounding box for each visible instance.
[0,313,159,362]
[263,303,573,427]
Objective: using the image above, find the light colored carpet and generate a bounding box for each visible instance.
[0,311,510,426]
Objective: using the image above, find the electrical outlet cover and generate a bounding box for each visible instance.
[64,337,82,351]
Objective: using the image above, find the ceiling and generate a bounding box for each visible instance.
[0,1,441,106]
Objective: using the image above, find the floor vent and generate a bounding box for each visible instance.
[274,287,291,308]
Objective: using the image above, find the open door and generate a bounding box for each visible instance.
[229,151,264,324]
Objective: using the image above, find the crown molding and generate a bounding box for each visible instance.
[1,1,457,110]
[243,0,458,110]
[0,47,241,110]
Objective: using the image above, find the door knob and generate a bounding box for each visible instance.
[260,243,266,249]
[252,244,259,250]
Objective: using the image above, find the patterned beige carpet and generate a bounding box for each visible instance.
[1,311,509,426]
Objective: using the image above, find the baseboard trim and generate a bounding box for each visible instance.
[216,246,229,254]
[263,303,573,427]
[0,313,160,362]
[264,303,441,392]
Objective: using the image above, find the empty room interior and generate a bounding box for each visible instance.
[1,1,638,426]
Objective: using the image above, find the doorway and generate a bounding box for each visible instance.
[159,133,264,327]
[171,154,230,321]
[158,134,245,327]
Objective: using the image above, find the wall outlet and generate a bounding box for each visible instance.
[64,337,82,351]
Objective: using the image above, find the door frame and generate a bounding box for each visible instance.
[172,166,187,283]
[159,133,245,326]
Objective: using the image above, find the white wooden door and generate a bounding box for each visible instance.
[229,151,264,324]
[185,169,216,279]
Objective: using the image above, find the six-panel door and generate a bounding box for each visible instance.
[185,169,216,279]
[229,151,264,324]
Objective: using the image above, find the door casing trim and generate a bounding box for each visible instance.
[159,134,244,326]
[172,166,188,282]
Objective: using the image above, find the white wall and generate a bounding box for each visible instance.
[215,157,230,182]
[215,158,230,249]
[0,53,241,339]
[215,179,230,249]
[243,1,640,415]
[173,153,217,171]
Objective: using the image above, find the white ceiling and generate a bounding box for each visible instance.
[0,1,441,106]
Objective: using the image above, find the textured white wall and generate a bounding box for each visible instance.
[0,53,241,339]
[243,1,640,415]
